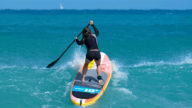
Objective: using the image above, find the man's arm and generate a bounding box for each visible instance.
[75,37,84,45]
[89,20,99,36]
[91,24,99,36]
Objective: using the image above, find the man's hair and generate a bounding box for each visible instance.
[83,27,91,38]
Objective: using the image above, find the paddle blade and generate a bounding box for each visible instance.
[46,59,58,68]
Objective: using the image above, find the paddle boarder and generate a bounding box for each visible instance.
[75,21,102,84]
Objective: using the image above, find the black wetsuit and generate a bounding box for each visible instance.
[76,25,101,61]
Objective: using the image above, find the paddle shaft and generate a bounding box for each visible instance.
[46,24,89,68]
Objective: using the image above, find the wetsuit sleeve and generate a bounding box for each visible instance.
[76,38,84,45]
[91,24,99,36]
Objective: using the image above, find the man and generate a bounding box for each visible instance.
[75,21,102,84]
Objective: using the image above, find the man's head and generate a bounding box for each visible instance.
[83,27,91,38]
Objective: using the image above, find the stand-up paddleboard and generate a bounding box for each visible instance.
[70,52,112,106]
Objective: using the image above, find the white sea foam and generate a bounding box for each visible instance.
[117,88,133,95]
[179,54,192,64]
[131,54,192,68]
[55,48,85,71]
[111,60,128,86]
[0,65,17,69]
[0,64,47,70]
[114,87,137,99]
[131,61,165,67]
[66,48,85,69]
[63,82,72,97]
[44,91,51,94]
[41,105,50,108]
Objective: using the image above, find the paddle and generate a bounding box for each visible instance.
[46,24,90,68]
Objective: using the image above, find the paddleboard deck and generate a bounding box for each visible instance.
[70,52,112,106]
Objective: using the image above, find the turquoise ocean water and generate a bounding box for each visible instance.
[0,10,192,108]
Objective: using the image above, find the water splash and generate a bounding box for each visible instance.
[54,48,85,71]
[111,60,128,87]
[66,48,85,69]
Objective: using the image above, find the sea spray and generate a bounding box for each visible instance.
[111,60,128,87]
[54,47,86,71]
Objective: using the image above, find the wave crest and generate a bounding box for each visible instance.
[131,54,192,68]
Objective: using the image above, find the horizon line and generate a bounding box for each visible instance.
[0,8,192,11]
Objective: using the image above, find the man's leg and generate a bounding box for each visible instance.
[95,59,101,84]
[81,59,90,83]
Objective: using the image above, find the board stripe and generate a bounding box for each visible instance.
[72,85,100,94]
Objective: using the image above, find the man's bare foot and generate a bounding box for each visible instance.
[81,78,85,84]
[98,80,102,84]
